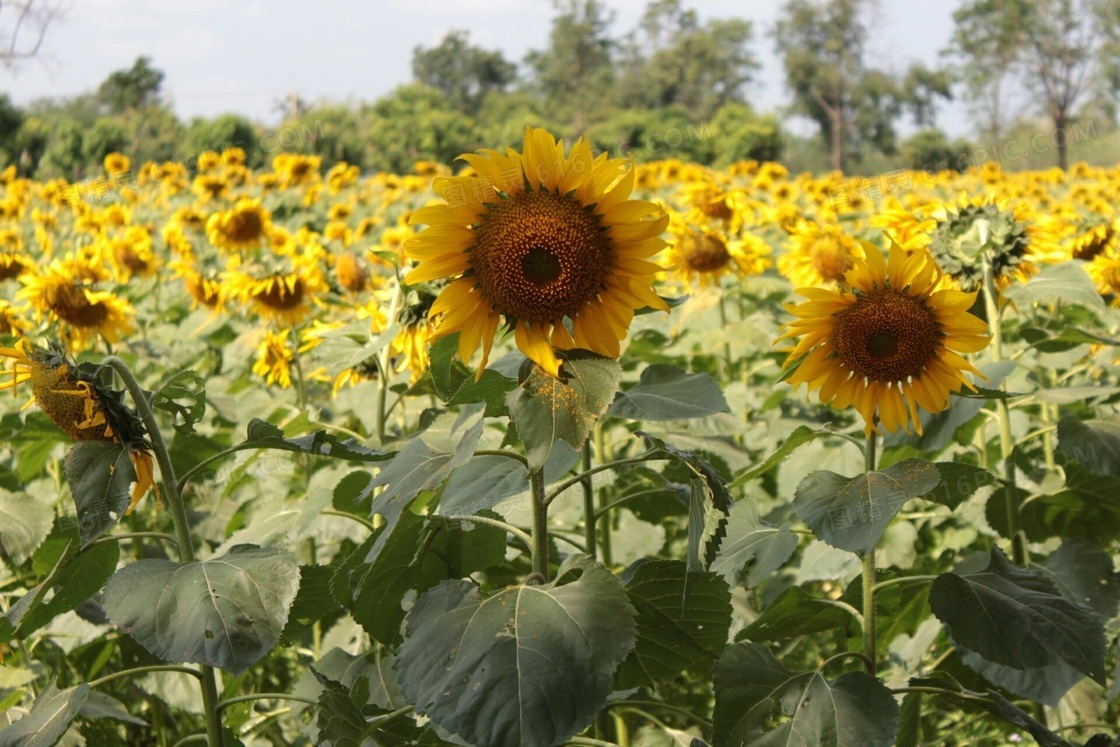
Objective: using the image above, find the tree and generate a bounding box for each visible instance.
[944,0,1028,141]
[0,0,64,68]
[0,93,24,167]
[525,0,616,131]
[363,84,481,173]
[412,30,516,117]
[181,114,257,164]
[98,56,165,114]
[773,0,868,171]
[618,0,759,119]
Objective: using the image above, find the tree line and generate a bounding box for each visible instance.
[1,0,1117,179]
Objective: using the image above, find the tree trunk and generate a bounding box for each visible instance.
[1054,112,1069,171]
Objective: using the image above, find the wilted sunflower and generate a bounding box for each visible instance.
[0,339,157,510]
[20,261,135,350]
[207,198,273,254]
[404,126,669,377]
[777,242,990,436]
[779,222,866,288]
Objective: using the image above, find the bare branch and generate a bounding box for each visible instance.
[0,0,66,68]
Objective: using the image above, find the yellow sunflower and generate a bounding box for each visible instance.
[1087,249,1120,304]
[0,339,157,510]
[207,198,273,254]
[404,126,669,378]
[252,329,294,388]
[225,261,326,326]
[20,261,135,350]
[777,241,990,436]
[665,212,771,289]
[0,299,28,336]
[778,222,866,288]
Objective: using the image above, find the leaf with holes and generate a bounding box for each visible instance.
[151,369,206,434]
[395,555,636,747]
[102,544,301,676]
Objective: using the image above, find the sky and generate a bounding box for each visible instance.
[0,0,973,138]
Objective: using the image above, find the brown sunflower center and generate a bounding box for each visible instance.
[29,364,113,441]
[48,284,110,328]
[684,233,731,273]
[470,190,609,324]
[0,254,27,280]
[1072,225,1114,261]
[833,289,942,382]
[701,199,733,222]
[810,240,855,282]
[256,276,305,310]
[224,210,265,244]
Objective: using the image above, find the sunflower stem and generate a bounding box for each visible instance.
[530,467,550,581]
[581,441,596,561]
[376,280,404,445]
[103,356,226,747]
[594,422,613,566]
[979,256,1027,565]
[862,430,878,675]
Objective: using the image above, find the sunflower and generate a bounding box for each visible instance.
[665,212,771,289]
[179,266,226,311]
[404,126,669,378]
[0,339,157,510]
[1066,217,1120,262]
[103,152,131,179]
[273,154,321,189]
[777,242,990,436]
[1086,249,1120,304]
[778,222,866,288]
[0,251,32,281]
[111,226,159,281]
[335,251,369,293]
[20,261,135,350]
[0,300,28,336]
[206,198,273,254]
[225,261,326,326]
[252,329,294,388]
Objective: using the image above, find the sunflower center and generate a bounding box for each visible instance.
[810,240,855,282]
[0,254,27,280]
[702,200,733,222]
[684,233,731,272]
[49,284,110,328]
[225,210,264,243]
[256,276,305,310]
[834,289,942,382]
[470,190,609,324]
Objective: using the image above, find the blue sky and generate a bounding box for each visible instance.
[1,0,972,137]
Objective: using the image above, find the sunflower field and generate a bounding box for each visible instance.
[1,126,1119,747]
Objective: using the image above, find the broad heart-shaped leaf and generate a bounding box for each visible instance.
[150,369,206,435]
[507,352,622,473]
[607,364,730,421]
[102,544,301,676]
[64,442,137,546]
[921,462,996,510]
[1003,260,1105,309]
[728,426,833,489]
[0,490,54,564]
[0,681,88,747]
[313,672,428,747]
[1041,538,1120,618]
[1056,416,1120,478]
[929,547,1107,684]
[616,559,731,688]
[794,458,941,555]
[737,586,855,643]
[960,650,1084,707]
[395,555,637,747]
[710,502,798,589]
[448,368,517,418]
[712,642,900,747]
[243,418,391,463]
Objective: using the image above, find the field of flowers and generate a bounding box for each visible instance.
[0,127,1118,746]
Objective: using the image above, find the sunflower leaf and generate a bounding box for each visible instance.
[0,681,89,747]
[1003,261,1105,310]
[607,364,730,421]
[64,441,137,546]
[150,369,206,435]
[243,418,391,463]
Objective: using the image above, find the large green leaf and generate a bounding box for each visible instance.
[395,555,636,747]
[243,418,391,463]
[1041,538,1120,618]
[793,458,941,555]
[0,491,54,565]
[1056,416,1120,478]
[64,442,137,546]
[728,426,832,489]
[1003,260,1105,309]
[922,462,996,510]
[712,642,899,747]
[616,559,731,688]
[607,364,729,421]
[507,353,622,473]
[448,369,518,418]
[929,547,1106,683]
[709,503,797,589]
[960,651,1083,707]
[0,682,88,747]
[102,544,301,675]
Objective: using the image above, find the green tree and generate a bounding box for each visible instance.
[181,114,257,166]
[525,0,616,131]
[709,102,784,165]
[278,104,366,168]
[618,0,758,119]
[363,84,480,173]
[82,118,129,169]
[98,56,164,114]
[37,119,85,179]
[412,30,517,117]
[0,93,24,167]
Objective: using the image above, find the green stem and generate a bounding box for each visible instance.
[87,532,178,549]
[376,282,403,445]
[980,256,1026,565]
[474,449,530,467]
[862,430,878,675]
[103,356,225,747]
[216,693,318,715]
[581,441,596,561]
[871,575,937,595]
[88,665,202,689]
[544,452,667,506]
[292,348,307,411]
[819,650,875,673]
[595,423,613,566]
[603,700,712,730]
[320,509,377,533]
[530,468,549,581]
[567,739,622,747]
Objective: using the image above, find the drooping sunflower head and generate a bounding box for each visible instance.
[0,339,157,509]
[207,198,273,254]
[392,290,438,383]
[778,222,866,288]
[777,241,991,436]
[111,225,159,281]
[404,126,669,378]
